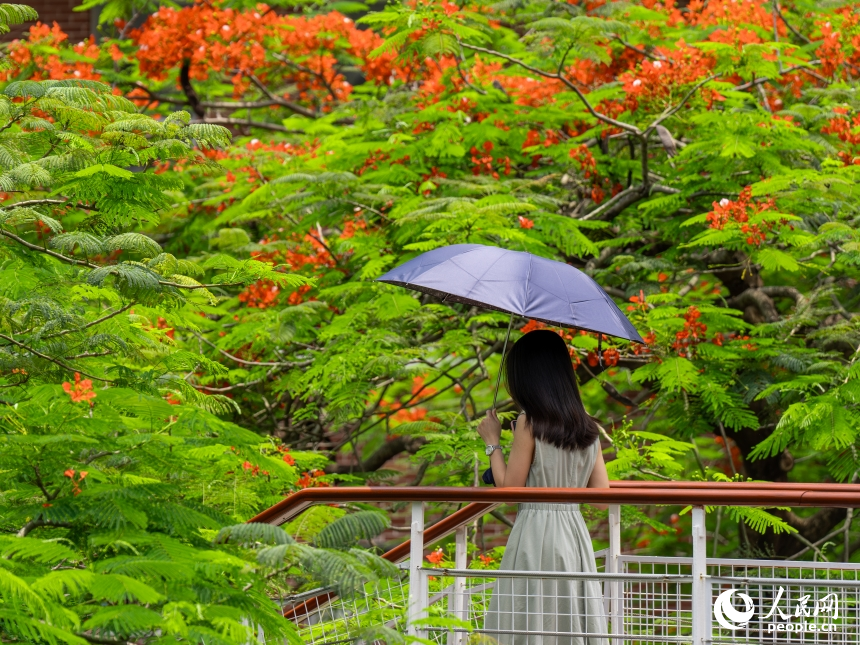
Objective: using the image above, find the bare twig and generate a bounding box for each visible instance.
[44,302,135,339]
[490,509,515,528]
[247,71,319,119]
[189,329,308,367]
[772,1,811,44]
[645,75,719,135]
[613,36,665,61]
[63,350,114,360]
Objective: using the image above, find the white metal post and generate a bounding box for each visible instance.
[408,501,428,637]
[608,504,623,642]
[447,525,468,645]
[691,506,708,645]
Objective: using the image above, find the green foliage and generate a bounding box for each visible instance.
[0,3,859,641]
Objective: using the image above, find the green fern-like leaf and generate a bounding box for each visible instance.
[103,233,162,257]
[215,522,295,547]
[0,4,38,34]
[50,232,105,257]
[313,510,391,549]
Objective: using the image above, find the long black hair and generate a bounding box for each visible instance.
[504,329,599,451]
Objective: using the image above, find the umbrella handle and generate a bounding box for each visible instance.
[492,312,515,409]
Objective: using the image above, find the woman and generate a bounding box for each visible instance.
[478,329,610,645]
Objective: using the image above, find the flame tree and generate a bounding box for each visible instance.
[2,0,860,611]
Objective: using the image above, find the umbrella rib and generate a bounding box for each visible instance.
[458,249,511,306]
[524,253,533,315]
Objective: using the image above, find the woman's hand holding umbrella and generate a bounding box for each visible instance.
[477,409,502,447]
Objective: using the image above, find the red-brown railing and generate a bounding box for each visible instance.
[250,481,860,527]
[262,482,860,621]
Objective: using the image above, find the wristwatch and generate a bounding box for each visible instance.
[485,444,502,456]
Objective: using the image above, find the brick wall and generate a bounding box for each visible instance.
[3,1,95,42]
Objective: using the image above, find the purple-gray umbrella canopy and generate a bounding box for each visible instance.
[378,244,645,488]
[377,244,643,341]
[377,244,644,406]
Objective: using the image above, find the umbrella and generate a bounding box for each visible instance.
[377,243,643,405]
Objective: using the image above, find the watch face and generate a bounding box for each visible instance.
[485,445,495,456]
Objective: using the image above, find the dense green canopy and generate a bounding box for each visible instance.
[1,0,859,641]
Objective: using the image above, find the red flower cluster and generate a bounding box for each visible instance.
[242,460,269,477]
[568,145,597,179]
[238,279,281,309]
[156,316,175,340]
[376,375,436,423]
[131,3,405,103]
[239,234,335,308]
[626,291,649,313]
[297,469,329,489]
[470,141,511,179]
[816,11,860,79]
[673,306,707,355]
[0,22,102,83]
[62,373,96,405]
[714,435,743,474]
[518,216,535,229]
[420,167,448,195]
[426,547,445,565]
[705,187,780,246]
[522,129,560,167]
[620,43,718,112]
[277,445,296,466]
[64,468,88,496]
[822,108,860,165]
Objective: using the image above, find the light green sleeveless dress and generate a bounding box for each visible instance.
[482,439,608,645]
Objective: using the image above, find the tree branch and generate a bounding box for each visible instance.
[325,435,428,474]
[579,185,645,221]
[44,302,134,340]
[246,73,319,119]
[612,36,665,61]
[490,509,514,528]
[17,518,73,538]
[772,1,812,44]
[198,117,304,134]
[1,229,243,290]
[727,288,780,323]
[459,42,641,135]
[0,333,112,381]
[645,75,718,135]
[179,59,205,118]
[188,329,309,367]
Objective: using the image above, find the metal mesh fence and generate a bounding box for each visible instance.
[620,556,694,642]
[283,574,409,644]
[707,558,860,644]
[282,557,860,644]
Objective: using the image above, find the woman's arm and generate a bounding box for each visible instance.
[477,410,535,487]
[586,443,610,510]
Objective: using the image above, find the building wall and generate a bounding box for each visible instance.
[3,0,96,42]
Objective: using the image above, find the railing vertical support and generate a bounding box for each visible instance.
[447,525,468,645]
[408,501,427,637]
[691,506,708,645]
[608,504,623,643]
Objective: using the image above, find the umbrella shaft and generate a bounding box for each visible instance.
[492,312,515,409]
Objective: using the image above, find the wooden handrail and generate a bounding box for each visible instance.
[250,483,860,527]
